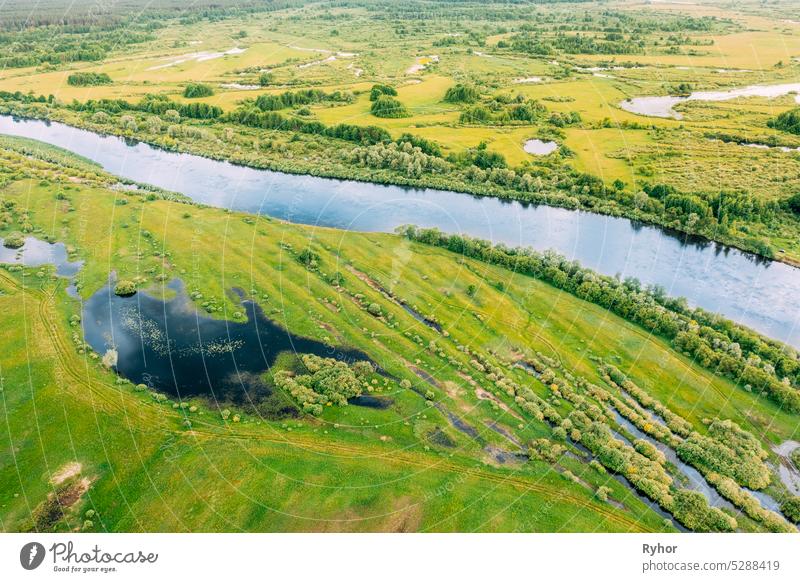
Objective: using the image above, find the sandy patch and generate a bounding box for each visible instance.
[51,461,82,485]
[406,55,439,75]
[220,83,261,90]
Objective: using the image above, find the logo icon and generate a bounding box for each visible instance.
[20,542,46,570]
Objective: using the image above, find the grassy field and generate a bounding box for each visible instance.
[1,0,800,533]
[0,134,799,532]
[2,0,799,198]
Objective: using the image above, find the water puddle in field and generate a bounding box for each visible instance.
[350,395,393,409]
[0,236,82,276]
[514,360,542,378]
[523,139,558,155]
[621,82,800,119]
[81,279,370,402]
[610,410,735,511]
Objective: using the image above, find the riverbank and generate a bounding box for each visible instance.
[2,173,797,533]
[3,112,800,348]
[2,100,797,269]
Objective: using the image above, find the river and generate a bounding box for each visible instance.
[620,82,800,119]
[2,114,799,347]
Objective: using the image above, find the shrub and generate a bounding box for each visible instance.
[767,107,800,135]
[119,114,137,132]
[367,302,382,316]
[676,419,770,490]
[183,83,214,98]
[781,496,800,523]
[297,248,320,270]
[258,72,273,87]
[274,354,368,415]
[370,95,410,118]
[67,72,112,86]
[596,485,612,502]
[113,280,136,296]
[163,109,180,123]
[444,83,480,103]
[369,84,397,101]
[2,231,25,249]
[787,192,800,215]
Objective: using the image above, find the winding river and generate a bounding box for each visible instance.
[620,82,800,119]
[2,115,800,347]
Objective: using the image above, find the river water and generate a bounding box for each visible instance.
[2,115,799,347]
[620,82,800,119]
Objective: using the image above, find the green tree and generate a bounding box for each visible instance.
[370,96,410,118]
[183,83,214,98]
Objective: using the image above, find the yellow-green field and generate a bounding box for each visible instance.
[2,0,799,194]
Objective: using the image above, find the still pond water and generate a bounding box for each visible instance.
[81,279,368,400]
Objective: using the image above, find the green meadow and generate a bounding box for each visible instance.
[1,0,800,533]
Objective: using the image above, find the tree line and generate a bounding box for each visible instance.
[401,226,800,413]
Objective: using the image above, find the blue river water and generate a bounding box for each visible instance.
[1,114,799,347]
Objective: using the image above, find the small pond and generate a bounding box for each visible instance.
[81,279,370,403]
[523,139,558,155]
[0,236,82,276]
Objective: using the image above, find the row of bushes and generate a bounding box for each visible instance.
[599,366,692,437]
[400,227,800,412]
[676,419,771,490]
[255,89,354,111]
[70,93,223,120]
[228,105,391,145]
[67,72,112,87]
